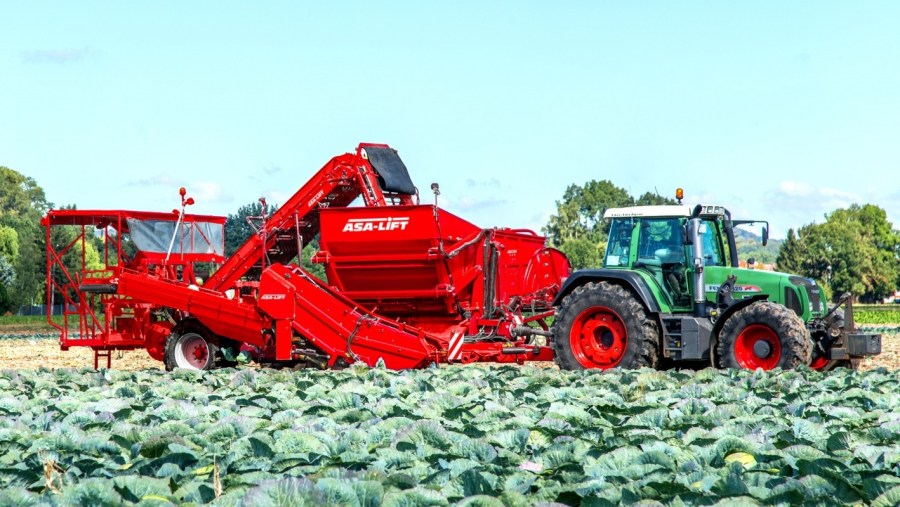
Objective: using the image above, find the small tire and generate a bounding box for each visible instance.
[164,331,218,371]
[717,301,812,370]
[552,281,659,370]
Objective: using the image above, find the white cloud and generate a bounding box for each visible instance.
[21,47,93,64]
[772,180,863,211]
[757,180,869,238]
[777,180,815,198]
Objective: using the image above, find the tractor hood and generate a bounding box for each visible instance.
[704,267,825,321]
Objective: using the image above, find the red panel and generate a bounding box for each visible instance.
[318,205,483,319]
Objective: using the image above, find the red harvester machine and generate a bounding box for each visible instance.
[43,144,569,370]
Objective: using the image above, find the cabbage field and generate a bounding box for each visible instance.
[2,364,900,506]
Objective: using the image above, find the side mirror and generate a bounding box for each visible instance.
[762,226,769,246]
[683,222,694,245]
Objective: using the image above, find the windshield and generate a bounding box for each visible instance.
[126,218,224,257]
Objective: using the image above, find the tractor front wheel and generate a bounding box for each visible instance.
[717,301,811,370]
[552,281,659,370]
[164,331,218,371]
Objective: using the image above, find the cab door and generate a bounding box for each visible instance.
[635,218,692,310]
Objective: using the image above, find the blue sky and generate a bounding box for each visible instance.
[2,1,899,239]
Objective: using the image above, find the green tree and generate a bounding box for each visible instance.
[544,180,633,246]
[0,282,13,315]
[557,238,602,272]
[543,181,676,270]
[0,167,50,308]
[0,225,19,266]
[0,225,19,288]
[775,228,804,274]
[635,191,678,206]
[776,205,900,303]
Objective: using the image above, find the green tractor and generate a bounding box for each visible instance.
[551,202,882,371]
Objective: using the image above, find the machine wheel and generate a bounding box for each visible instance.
[717,301,812,370]
[164,331,218,371]
[552,281,659,370]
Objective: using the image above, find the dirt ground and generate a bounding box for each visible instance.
[1,329,898,371]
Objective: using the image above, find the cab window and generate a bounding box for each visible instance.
[636,218,685,264]
[604,218,635,267]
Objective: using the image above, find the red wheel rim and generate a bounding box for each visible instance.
[733,324,782,370]
[569,306,627,368]
[810,355,829,370]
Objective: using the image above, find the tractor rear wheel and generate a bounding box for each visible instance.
[552,281,659,370]
[164,331,218,371]
[717,301,811,370]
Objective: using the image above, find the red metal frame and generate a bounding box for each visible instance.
[43,144,570,369]
[43,210,226,364]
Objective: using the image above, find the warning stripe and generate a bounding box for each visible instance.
[448,332,464,361]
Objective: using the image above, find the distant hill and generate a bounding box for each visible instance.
[734,227,782,265]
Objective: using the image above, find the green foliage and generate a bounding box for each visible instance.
[0,256,14,289]
[776,205,900,303]
[543,180,633,246]
[0,363,898,504]
[776,228,804,274]
[224,201,270,257]
[855,308,900,325]
[0,167,50,308]
[0,225,19,267]
[300,238,327,281]
[557,238,602,271]
[0,283,13,315]
[543,181,676,269]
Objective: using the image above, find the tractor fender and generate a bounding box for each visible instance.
[553,269,660,313]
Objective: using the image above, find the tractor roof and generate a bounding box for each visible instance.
[603,205,693,219]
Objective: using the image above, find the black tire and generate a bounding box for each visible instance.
[552,281,659,370]
[717,301,812,370]
[164,331,218,371]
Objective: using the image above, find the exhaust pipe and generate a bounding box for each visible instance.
[688,217,707,317]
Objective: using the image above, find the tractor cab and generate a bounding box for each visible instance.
[602,203,831,323]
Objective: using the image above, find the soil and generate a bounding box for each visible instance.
[1,328,897,372]
[0,339,162,370]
